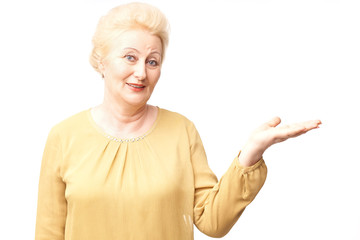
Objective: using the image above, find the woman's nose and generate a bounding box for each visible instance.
[133,61,146,80]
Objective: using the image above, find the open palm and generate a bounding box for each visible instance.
[239,117,322,167]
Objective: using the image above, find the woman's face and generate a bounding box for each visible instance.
[100,29,162,108]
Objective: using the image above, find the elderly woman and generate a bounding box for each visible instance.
[35,2,321,240]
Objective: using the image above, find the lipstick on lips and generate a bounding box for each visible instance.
[126,83,146,92]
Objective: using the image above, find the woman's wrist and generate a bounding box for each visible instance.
[238,141,266,167]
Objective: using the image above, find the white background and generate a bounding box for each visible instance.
[1,0,359,239]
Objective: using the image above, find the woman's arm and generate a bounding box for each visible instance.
[35,128,67,240]
[191,117,321,237]
[189,122,267,237]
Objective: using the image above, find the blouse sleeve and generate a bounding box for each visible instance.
[189,122,267,238]
[35,128,67,240]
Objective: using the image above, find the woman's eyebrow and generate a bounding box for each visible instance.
[122,47,139,52]
[151,51,161,56]
[122,47,161,56]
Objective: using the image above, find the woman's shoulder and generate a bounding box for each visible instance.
[157,108,200,142]
[158,107,198,134]
[49,109,91,136]
[159,108,194,125]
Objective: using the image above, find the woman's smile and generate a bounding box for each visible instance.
[126,83,146,91]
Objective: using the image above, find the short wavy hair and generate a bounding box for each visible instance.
[89,2,170,74]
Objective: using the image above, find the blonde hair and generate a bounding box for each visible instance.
[89,2,170,74]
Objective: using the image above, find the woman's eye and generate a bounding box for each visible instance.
[147,60,159,66]
[124,55,136,62]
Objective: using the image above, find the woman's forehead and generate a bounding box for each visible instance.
[110,30,162,54]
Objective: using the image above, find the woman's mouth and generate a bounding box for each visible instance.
[126,83,145,91]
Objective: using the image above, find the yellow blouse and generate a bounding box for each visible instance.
[35,108,267,240]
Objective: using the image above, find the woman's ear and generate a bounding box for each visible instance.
[99,61,105,78]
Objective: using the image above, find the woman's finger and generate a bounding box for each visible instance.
[277,124,305,138]
[303,119,322,131]
[267,116,281,128]
[273,120,321,142]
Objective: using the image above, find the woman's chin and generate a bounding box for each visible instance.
[122,95,151,107]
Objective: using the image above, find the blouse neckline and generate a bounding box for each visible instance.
[86,106,162,143]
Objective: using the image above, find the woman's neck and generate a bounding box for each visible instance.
[92,101,156,139]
